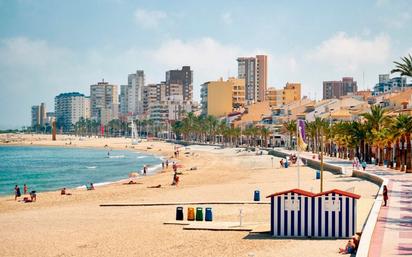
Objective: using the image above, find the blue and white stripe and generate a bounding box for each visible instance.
[270,192,357,238]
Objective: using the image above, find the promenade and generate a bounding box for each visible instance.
[276,148,412,257]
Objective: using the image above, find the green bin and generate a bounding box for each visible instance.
[196,207,203,221]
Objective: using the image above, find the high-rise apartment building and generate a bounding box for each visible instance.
[256,55,268,102]
[90,80,118,125]
[55,92,90,131]
[237,55,268,103]
[166,66,193,101]
[119,70,146,118]
[31,102,46,128]
[323,77,357,99]
[31,105,40,128]
[143,83,166,113]
[266,83,301,107]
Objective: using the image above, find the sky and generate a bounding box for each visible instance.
[0,0,411,129]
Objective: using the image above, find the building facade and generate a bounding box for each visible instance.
[90,80,118,125]
[237,55,268,103]
[201,79,233,117]
[266,83,301,107]
[55,92,90,131]
[31,102,46,128]
[373,74,407,95]
[149,95,192,124]
[323,77,357,99]
[143,83,166,113]
[166,66,193,101]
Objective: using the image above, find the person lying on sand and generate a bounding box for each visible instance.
[147,184,161,188]
[339,233,360,254]
[127,180,137,184]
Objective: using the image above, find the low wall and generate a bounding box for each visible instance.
[269,149,343,175]
[352,169,387,257]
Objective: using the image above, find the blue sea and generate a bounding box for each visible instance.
[0,146,162,196]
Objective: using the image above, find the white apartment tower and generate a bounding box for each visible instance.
[55,92,90,131]
[90,80,118,125]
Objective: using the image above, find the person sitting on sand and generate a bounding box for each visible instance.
[339,238,356,254]
[61,188,72,195]
[87,183,95,190]
[29,191,37,202]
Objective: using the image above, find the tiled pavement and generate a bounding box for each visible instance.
[275,148,412,257]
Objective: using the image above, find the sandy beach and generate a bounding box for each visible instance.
[0,134,379,257]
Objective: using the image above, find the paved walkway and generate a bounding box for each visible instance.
[275,148,412,257]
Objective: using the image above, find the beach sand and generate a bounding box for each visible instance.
[0,134,379,257]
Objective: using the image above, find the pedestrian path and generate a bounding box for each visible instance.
[275,148,412,257]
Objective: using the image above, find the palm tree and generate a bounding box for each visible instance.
[392,114,412,172]
[282,120,296,149]
[260,127,270,147]
[391,54,412,78]
[361,105,391,162]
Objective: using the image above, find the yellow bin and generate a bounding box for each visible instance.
[187,207,195,221]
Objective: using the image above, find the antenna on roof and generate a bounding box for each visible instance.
[363,71,365,90]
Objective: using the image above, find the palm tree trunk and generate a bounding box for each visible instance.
[379,148,384,166]
[395,140,401,170]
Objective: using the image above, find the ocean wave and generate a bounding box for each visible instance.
[86,166,97,169]
[108,155,125,159]
[137,155,148,159]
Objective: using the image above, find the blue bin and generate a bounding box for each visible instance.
[176,206,184,220]
[205,207,213,221]
[254,190,260,201]
[316,170,320,179]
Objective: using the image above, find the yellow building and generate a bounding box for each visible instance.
[228,77,245,107]
[201,80,233,117]
[266,82,301,107]
[201,77,245,117]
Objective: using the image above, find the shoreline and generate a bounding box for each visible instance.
[0,134,380,257]
[0,136,169,199]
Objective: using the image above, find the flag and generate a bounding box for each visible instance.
[297,119,307,151]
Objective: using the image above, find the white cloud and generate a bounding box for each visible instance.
[307,32,390,72]
[134,8,167,29]
[221,12,233,25]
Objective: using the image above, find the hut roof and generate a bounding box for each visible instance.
[266,188,361,199]
[314,189,361,199]
[266,188,315,198]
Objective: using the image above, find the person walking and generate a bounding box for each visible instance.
[383,185,389,206]
[143,165,147,175]
[23,184,28,195]
[361,161,367,171]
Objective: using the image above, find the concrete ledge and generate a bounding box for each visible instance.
[352,169,387,257]
[269,149,344,174]
[100,201,270,207]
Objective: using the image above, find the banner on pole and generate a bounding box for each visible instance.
[297,119,307,151]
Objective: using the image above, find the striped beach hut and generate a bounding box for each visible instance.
[266,189,360,238]
[312,189,360,238]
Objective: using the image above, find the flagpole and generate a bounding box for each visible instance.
[297,120,300,189]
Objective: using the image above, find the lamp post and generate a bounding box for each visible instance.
[320,133,324,192]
